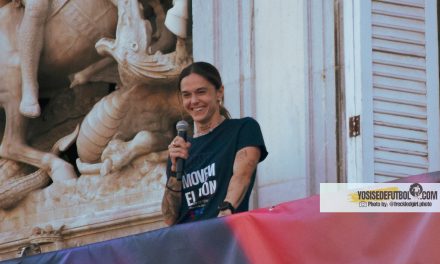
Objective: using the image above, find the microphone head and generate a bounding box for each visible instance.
[176,120,189,132]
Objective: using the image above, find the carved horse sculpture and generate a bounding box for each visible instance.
[0,0,188,209]
[0,0,118,186]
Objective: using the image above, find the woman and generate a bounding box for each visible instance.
[162,62,268,225]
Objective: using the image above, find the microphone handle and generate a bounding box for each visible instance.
[175,130,187,180]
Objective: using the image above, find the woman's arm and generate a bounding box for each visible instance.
[161,136,190,225]
[161,177,182,225]
[218,146,261,217]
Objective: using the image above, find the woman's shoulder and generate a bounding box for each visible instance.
[219,117,262,137]
[225,117,262,132]
[227,116,259,125]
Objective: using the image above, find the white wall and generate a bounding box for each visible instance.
[193,0,337,208]
[253,0,309,206]
[192,0,255,117]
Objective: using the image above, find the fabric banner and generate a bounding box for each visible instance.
[3,171,440,263]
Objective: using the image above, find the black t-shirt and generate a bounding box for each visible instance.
[167,117,268,224]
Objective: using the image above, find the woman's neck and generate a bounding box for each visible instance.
[194,114,225,137]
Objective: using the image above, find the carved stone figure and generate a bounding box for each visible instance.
[0,0,192,258]
[17,0,173,117]
[19,0,51,118]
[0,0,118,209]
[0,0,190,209]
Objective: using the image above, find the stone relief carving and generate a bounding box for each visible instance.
[15,224,64,257]
[0,0,191,214]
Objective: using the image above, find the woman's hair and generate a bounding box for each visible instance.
[178,62,231,119]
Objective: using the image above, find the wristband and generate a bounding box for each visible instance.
[166,177,181,192]
[218,201,235,213]
[165,183,181,192]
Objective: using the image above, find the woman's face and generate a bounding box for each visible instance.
[180,73,224,125]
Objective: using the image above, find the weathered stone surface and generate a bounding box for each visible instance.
[0,0,191,260]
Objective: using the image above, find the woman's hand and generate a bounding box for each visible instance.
[217,209,232,218]
[168,136,191,172]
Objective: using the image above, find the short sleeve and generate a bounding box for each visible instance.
[236,117,268,162]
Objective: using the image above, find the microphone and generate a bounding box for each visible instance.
[175,120,189,180]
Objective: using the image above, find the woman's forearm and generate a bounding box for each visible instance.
[161,177,182,225]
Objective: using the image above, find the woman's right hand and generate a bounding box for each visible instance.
[168,136,191,172]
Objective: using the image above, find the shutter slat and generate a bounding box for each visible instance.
[372,14,425,32]
[374,88,426,106]
[373,63,426,81]
[373,76,425,94]
[374,133,427,144]
[374,125,427,141]
[374,0,424,9]
[375,138,428,154]
[374,108,426,119]
[373,39,425,57]
[372,2,425,20]
[375,162,427,178]
[373,51,426,70]
[373,96,426,107]
[374,113,426,130]
[374,121,426,132]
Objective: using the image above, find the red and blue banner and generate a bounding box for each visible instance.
[3,172,440,263]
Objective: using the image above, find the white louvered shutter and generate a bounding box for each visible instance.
[371,0,439,182]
